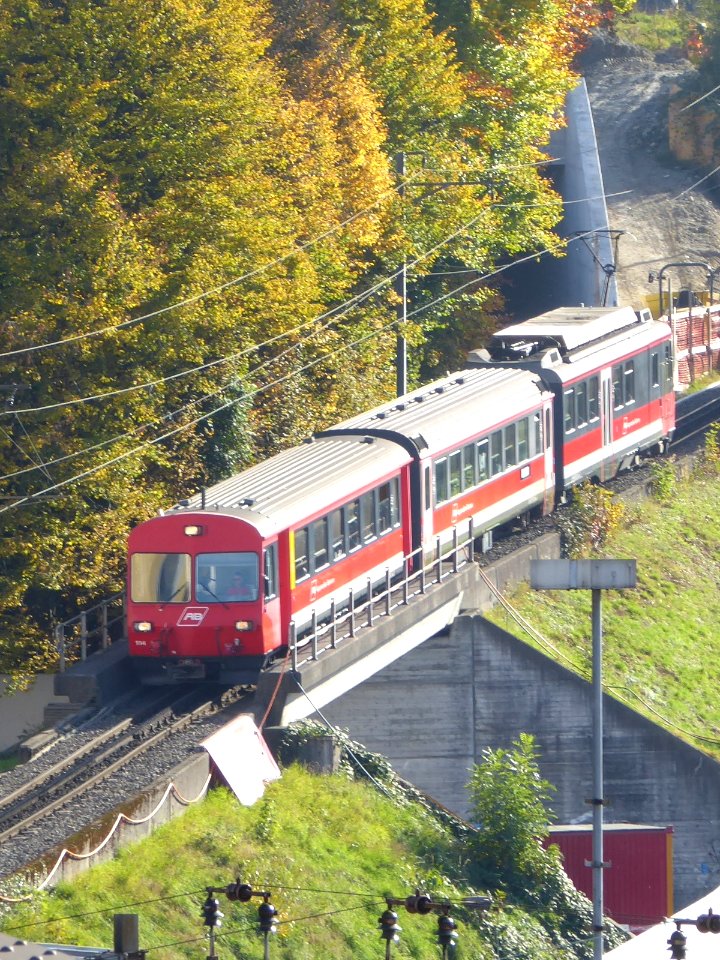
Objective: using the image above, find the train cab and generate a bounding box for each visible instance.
[127,511,280,683]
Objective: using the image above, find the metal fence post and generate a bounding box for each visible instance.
[311,611,318,661]
[330,599,337,648]
[80,611,88,661]
[420,552,426,594]
[403,557,409,604]
[468,519,474,563]
[385,569,392,617]
[367,578,374,627]
[435,537,442,583]
[290,622,298,671]
[56,624,65,673]
[349,589,355,637]
[452,527,459,573]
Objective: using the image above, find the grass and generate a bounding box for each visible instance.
[615,9,693,52]
[485,454,720,757]
[0,764,612,960]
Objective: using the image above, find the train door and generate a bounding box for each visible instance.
[542,401,555,512]
[420,459,434,556]
[261,542,282,654]
[600,369,613,479]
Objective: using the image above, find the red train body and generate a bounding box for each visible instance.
[127,305,675,683]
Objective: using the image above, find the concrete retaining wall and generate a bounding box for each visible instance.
[26,752,211,888]
[322,615,720,911]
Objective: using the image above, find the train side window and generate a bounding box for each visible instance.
[295,527,310,582]
[613,365,623,409]
[329,508,345,560]
[588,376,600,421]
[264,544,278,599]
[389,477,400,526]
[490,431,503,476]
[347,499,361,551]
[477,438,489,483]
[576,381,588,427]
[624,361,635,404]
[545,409,551,448]
[361,490,376,541]
[434,458,449,504]
[424,466,431,510]
[312,516,329,570]
[518,418,529,462]
[504,423,517,467]
[449,450,462,497]
[664,343,673,388]
[564,388,575,433]
[651,352,660,387]
[378,481,396,534]
[533,413,541,455]
[463,442,476,488]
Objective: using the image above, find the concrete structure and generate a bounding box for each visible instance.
[321,615,720,911]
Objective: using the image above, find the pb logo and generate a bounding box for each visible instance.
[177,606,209,627]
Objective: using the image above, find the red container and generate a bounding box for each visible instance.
[545,823,673,934]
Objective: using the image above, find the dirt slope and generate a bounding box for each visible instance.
[583,44,720,308]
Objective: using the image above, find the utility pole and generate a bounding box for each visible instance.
[531,559,637,960]
[395,152,407,398]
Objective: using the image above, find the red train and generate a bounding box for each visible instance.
[127,305,675,683]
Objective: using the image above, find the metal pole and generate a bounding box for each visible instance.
[263,930,270,960]
[395,152,407,397]
[591,587,604,960]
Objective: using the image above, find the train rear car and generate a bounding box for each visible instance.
[470,306,675,494]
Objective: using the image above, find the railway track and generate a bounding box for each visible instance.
[674,385,720,447]
[0,683,251,879]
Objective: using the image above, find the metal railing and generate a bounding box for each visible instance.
[55,592,126,672]
[289,520,476,671]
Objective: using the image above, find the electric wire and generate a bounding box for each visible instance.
[1,889,210,932]
[482,571,720,747]
[1,203,490,418]
[293,675,397,801]
[0,178,417,361]
[0,188,628,420]
[0,225,600,509]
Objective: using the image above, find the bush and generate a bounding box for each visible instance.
[558,482,625,557]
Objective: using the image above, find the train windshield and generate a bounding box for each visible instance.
[131,553,191,603]
[196,552,259,603]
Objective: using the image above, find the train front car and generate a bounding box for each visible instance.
[127,435,413,684]
[127,509,275,684]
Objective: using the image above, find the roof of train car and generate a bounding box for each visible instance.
[328,365,547,451]
[162,435,410,537]
[493,305,643,353]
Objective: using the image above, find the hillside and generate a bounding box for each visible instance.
[0,760,626,960]
[582,38,720,308]
[484,452,720,757]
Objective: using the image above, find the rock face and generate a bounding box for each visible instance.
[582,37,720,309]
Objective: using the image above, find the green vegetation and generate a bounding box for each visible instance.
[0,0,628,686]
[615,9,691,51]
[1,732,626,960]
[485,448,720,757]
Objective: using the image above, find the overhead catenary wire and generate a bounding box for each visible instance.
[0,223,604,507]
[0,188,629,419]
[1,203,493,418]
[0,178,418,362]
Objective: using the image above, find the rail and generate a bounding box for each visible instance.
[288,520,476,671]
[55,592,125,671]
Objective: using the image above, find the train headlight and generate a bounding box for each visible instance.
[234,620,254,632]
[184,524,204,536]
[134,621,153,633]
